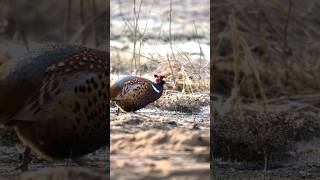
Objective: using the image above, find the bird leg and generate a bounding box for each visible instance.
[116,107,120,116]
[65,158,72,167]
[65,148,87,166]
[16,146,31,171]
[65,148,74,167]
[72,157,87,166]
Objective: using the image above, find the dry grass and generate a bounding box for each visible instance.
[212,0,320,98]
[0,0,108,47]
[212,1,320,172]
[110,49,210,94]
[158,58,209,93]
[213,110,320,169]
[111,0,210,95]
[154,91,209,113]
[19,167,108,180]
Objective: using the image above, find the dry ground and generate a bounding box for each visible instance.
[110,0,210,179]
[212,0,320,179]
[110,104,210,180]
[0,129,108,179]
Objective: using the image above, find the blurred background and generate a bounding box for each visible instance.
[110,0,210,91]
[110,0,210,179]
[0,0,109,179]
[0,0,109,60]
[212,0,320,179]
[0,0,109,43]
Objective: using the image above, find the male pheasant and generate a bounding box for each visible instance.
[110,75,165,112]
[0,44,109,170]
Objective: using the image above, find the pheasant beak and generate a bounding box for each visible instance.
[154,75,166,79]
[154,75,166,85]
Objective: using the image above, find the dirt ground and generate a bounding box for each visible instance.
[213,166,320,180]
[0,129,108,179]
[212,0,320,179]
[110,0,210,179]
[0,0,210,179]
[110,104,210,180]
[213,112,320,179]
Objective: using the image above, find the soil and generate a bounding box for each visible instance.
[0,130,108,180]
[109,0,210,179]
[212,0,320,179]
[0,104,210,180]
[213,166,320,180]
[110,106,210,180]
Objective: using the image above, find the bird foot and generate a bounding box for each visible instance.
[116,107,120,116]
[72,157,87,166]
[15,163,29,172]
[65,158,72,167]
[16,146,31,172]
[64,157,87,167]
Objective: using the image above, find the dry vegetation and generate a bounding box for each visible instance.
[110,0,210,113]
[110,49,210,113]
[154,91,209,113]
[212,0,320,178]
[0,0,109,179]
[18,168,108,180]
[110,0,210,179]
[110,113,209,180]
[213,0,320,97]
[0,0,108,47]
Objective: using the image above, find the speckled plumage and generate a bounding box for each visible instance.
[0,44,109,162]
[110,75,165,112]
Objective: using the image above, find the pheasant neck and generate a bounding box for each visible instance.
[151,82,163,94]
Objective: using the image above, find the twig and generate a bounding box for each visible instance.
[70,10,107,43]
[79,0,85,45]
[64,0,73,42]
[166,54,176,89]
[283,0,292,56]
[110,45,160,63]
[263,148,268,172]
[91,0,98,47]
[169,0,177,62]
[131,0,143,74]
[192,20,205,80]
[136,0,155,76]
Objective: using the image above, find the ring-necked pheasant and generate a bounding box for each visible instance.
[110,75,165,112]
[0,44,109,170]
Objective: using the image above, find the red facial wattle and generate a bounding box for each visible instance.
[154,75,165,84]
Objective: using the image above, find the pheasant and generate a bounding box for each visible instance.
[0,44,109,171]
[110,75,165,112]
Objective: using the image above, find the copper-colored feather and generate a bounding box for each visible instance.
[111,76,165,112]
[0,44,109,168]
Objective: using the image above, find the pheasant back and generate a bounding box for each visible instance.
[1,44,109,160]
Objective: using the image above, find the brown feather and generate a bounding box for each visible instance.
[110,76,164,112]
[1,46,109,160]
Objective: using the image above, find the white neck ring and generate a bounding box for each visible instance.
[151,84,160,93]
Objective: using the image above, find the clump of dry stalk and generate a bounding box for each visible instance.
[213,0,320,98]
[154,91,209,113]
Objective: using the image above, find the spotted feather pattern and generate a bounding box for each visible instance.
[10,45,110,160]
[118,79,147,99]
[46,47,108,74]
[111,76,164,112]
